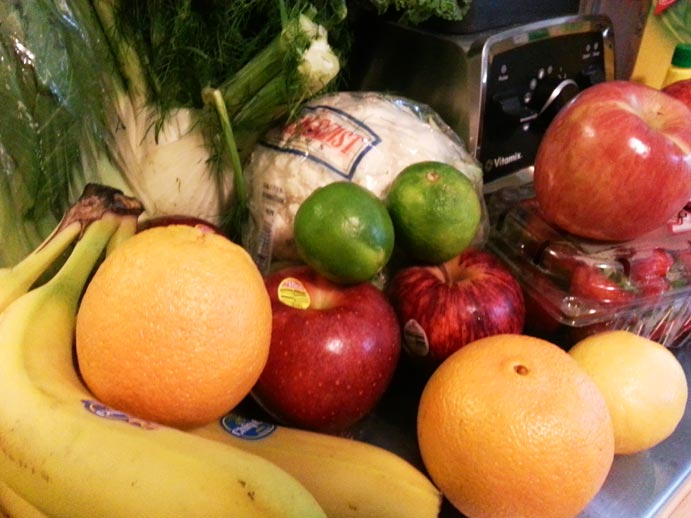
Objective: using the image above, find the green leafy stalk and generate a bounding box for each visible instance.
[216,33,294,122]
[202,13,340,165]
[92,0,152,103]
[202,88,246,242]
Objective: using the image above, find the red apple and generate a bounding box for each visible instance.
[663,78,691,110]
[386,248,525,364]
[137,214,221,234]
[252,265,401,432]
[533,80,691,241]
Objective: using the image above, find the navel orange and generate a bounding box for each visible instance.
[75,224,272,429]
[417,333,614,518]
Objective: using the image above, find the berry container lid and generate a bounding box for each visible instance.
[486,183,691,348]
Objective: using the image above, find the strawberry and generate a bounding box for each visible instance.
[617,248,674,298]
[636,276,671,298]
[569,264,634,303]
[626,248,674,283]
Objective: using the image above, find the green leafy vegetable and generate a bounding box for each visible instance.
[0,0,127,267]
[361,0,470,24]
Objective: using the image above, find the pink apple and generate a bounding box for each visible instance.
[252,265,401,433]
[533,80,691,241]
[386,248,525,364]
[663,79,691,110]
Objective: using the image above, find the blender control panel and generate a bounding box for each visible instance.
[481,30,611,183]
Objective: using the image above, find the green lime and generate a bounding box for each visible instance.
[386,161,482,264]
[294,181,395,284]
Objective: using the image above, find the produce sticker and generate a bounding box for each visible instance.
[220,414,276,440]
[402,319,430,357]
[81,399,158,430]
[277,277,311,309]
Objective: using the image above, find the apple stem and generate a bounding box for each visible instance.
[438,262,452,285]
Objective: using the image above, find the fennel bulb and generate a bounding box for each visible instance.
[0,0,341,267]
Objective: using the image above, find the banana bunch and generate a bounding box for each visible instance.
[0,185,324,517]
[0,184,442,518]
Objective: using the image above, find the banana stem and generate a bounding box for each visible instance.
[106,214,139,256]
[47,215,122,308]
[43,184,144,307]
[0,184,143,314]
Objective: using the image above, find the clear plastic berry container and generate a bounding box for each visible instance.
[486,183,691,348]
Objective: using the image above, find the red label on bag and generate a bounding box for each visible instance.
[655,0,679,15]
[261,104,381,179]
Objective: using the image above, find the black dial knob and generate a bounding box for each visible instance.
[494,93,537,122]
[528,77,580,127]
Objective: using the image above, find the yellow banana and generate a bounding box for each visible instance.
[0,480,49,518]
[192,413,443,518]
[0,209,325,517]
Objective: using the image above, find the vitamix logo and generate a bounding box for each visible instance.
[260,105,381,179]
[484,151,523,173]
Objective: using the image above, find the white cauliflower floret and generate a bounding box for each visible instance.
[242,91,484,274]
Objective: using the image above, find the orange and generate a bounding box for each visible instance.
[75,225,272,429]
[569,330,688,455]
[417,334,614,518]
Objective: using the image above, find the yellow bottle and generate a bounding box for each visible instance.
[662,43,691,88]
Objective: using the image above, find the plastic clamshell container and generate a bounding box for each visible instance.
[486,184,691,348]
